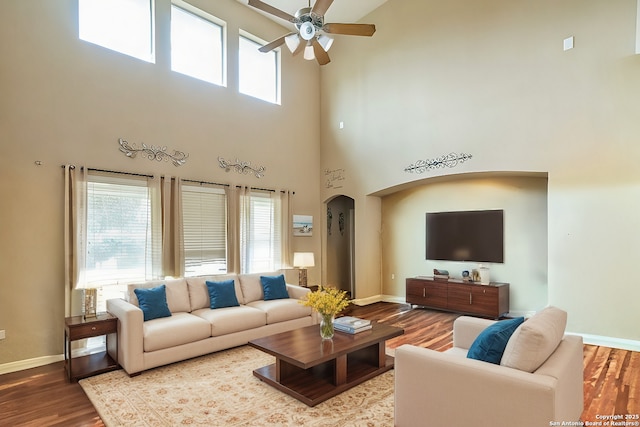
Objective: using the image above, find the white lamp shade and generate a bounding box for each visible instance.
[318,35,333,51]
[293,252,315,268]
[284,34,300,53]
[303,44,315,60]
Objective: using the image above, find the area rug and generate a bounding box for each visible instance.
[79,346,395,426]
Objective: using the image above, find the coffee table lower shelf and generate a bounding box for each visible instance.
[252,354,395,407]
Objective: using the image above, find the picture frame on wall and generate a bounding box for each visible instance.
[293,215,313,236]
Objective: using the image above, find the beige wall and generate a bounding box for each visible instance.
[321,0,640,343]
[0,0,321,365]
[381,175,548,314]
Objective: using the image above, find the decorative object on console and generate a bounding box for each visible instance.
[119,138,189,167]
[471,269,481,282]
[404,152,472,174]
[462,270,471,281]
[83,288,98,319]
[293,252,315,287]
[433,268,449,280]
[478,265,490,285]
[299,285,350,339]
[218,157,265,178]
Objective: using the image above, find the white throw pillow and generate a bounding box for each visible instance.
[500,306,567,373]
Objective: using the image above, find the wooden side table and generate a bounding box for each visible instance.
[64,312,118,382]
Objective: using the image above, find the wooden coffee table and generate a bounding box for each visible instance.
[248,322,404,406]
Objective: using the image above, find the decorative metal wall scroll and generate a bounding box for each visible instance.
[404,152,473,174]
[119,138,189,167]
[218,157,265,178]
[324,168,345,189]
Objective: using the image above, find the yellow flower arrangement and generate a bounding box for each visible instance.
[299,285,350,316]
[300,286,350,339]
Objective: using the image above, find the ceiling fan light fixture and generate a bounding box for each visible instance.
[299,21,316,41]
[284,34,300,53]
[303,44,315,60]
[318,35,334,51]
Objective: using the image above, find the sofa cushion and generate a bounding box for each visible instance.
[134,285,172,322]
[127,278,191,313]
[260,274,289,301]
[247,299,312,324]
[186,274,242,310]
[142,312,211,352]
[467,317,524,364]
[206,279,240,309]
[192,306,266,336]
[501,306,567,373]
[239,271,281,303]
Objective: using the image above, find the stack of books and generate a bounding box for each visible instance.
[433,268,450,281]
[334,316,372,334]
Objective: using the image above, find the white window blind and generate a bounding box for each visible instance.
[171,2,225,86]
[86,174,155,286]
[241,191,282,273]
[78,0,155,63]
[182,184,227,276]
[239,33,280,104]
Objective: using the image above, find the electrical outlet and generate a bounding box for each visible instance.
[0,330,5,340]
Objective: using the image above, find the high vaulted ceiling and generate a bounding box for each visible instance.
[236,0,388,26]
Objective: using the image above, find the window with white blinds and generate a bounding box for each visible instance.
[241,191,282,273]
[78,0,155,63]
[86,174,155,286]
[182,184,227,276]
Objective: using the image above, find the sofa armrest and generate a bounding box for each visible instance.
[106,298,144,376]
[394,344,559,427]
[452,316,496,349]
[286,283,311,300]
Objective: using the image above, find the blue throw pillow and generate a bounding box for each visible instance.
[467,317,525,364]
[206,280,240,309]
[260,274,289,301]
[133,285,172,322]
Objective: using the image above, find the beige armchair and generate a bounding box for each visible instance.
[394,313,583,427]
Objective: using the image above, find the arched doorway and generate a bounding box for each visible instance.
[325,195,355,298]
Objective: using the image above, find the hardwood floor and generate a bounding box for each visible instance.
[0,302,637,426]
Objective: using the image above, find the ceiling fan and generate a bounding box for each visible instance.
[247,0,376,65]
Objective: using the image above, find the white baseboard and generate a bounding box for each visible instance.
[570,332,640,352]
[0,354,64,375]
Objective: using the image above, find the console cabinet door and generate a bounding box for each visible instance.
[471,286,499,317]
[447,283,472,312]
[406,279,448,309]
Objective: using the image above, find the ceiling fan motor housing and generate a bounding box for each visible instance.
[294,7,324,36]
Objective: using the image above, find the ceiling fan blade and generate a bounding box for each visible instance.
[311,0,334,17]
[322,23,376,37]
[259,32,296,53]
[247,0,296,23]
[292,37,306,56]
[312,38,331,65]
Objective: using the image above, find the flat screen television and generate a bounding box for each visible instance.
[426,209,504,263]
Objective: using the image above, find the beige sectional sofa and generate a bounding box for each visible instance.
[106,271,317,376]
[394,307,584,427]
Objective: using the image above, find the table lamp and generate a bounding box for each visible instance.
[293,252,315,287]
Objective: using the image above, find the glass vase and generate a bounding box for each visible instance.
[320,313,335,339]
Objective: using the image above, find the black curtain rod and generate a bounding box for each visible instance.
[236,185,295,194]
[182,178,229,187]
[62,165,152,178]
[62,165,293,194]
